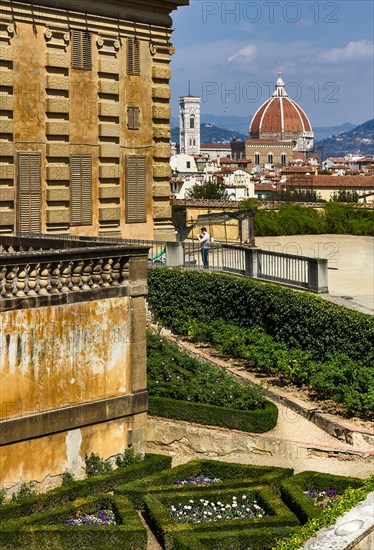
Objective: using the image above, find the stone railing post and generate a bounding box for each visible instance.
[165,242,183,267]
[244,247,258,279]
[308,258,328,294]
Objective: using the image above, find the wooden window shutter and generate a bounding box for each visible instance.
[127,37,140,75]
[17,152,41,233]
[126,155,146,223]
[127,106,140,130]
[72,30,92,69]
[70,154,92,226]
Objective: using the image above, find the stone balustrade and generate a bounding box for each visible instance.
[0,236,149,301]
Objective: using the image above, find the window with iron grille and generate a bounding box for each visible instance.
[127,37,140,75]
[70,154,92,226]
[127,106,140,130]
[71,30,92,69]
[17,152,41,232]
[125,155,146,223]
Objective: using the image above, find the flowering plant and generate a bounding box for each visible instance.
[84,452,112,477]
[174,475,221,486]
[168,495,266,524]
[66,509,117,526]
[304,487,339,509]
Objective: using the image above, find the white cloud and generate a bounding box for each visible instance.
[319,40,374,63]
[228,44,258,64]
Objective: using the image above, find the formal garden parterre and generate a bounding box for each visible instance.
[0,452,371,549]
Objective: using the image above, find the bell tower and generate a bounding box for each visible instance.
[179,89,201,155]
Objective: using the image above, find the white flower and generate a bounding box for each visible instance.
[189,500,193,504]
[258,513,263,517]
[232,496,237,500]
[171,506,176,511]
[217,514,222,519]
[242,495,247,500]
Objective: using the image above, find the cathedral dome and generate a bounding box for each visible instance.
[249,73,313,139]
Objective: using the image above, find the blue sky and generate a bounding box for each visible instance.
[170,1,374,127]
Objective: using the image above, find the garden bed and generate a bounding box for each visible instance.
[147,332,278,433]
[148,269,374,420]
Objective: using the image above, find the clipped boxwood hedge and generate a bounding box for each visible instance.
[149,395,278,433]
[119,459,293,508]
[280,471,364,524]
[174,526,300,550]
[148,269,374,367]
[0,494,146,549]
[0,454,171,525]
[144,485,299,550]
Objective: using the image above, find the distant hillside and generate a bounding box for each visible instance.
[315,119,374,159]
[171,123,247,145]
[170,115,359,144]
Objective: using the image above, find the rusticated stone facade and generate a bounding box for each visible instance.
[0,235,148,489]
[0,0,188,240]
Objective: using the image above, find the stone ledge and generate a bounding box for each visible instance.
[301,492,374,550]
[0,391,148,446]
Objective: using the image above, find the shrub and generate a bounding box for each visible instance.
[11,482,36,502]
[85,453,112,478]
[0,489,6,506]
[61,471,75,487]
[115,449,143,469]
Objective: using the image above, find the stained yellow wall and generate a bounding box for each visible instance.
[0,297,131,418]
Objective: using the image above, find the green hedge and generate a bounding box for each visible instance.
[119,459,293,508]
[280,471,364,524]
[174,526,299,550]
[0,494,146,549]
[149,396,278,433]
[0,454,171,525]
[148,270,373,367]
[144,486,299,550]
[272,475,374,550]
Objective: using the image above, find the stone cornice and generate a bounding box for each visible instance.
[1,0,189,29]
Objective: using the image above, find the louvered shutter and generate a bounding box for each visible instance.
[72,30,92,69]
[128,106,140,130]
[127,38,140,75]
[70,154,92,226]
[18,152,41,232]
[126,155,146,223]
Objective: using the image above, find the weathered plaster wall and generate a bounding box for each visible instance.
[0,297,131,417]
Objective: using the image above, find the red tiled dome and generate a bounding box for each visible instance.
[250,73,312,138]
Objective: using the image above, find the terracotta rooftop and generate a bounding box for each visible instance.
[287,175,374,188]
[201,143,231,149]
[173,199,239,207]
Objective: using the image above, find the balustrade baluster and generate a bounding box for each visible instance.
[16,264,28,297]
[101,258,113,287]
[38,263,51,295]
[50,261,61,294]
[111,258,121,286]
[5,265,18,297]
[71,261,83,291]
[27,263,39,296]
[120,258,130,284]
[91,258,103,288]
[60,261,72,292]
[81,259,93,290]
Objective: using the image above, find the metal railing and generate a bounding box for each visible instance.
[257,249,309,288]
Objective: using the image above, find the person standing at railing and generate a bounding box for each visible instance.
[196,227,210,269]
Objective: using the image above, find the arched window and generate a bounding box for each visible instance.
[189,138,192,146]
[193,138,196,146]
[254,153,260,165]
[268,153,273,164]
[281,153,287,164]
[190,116,195,129]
